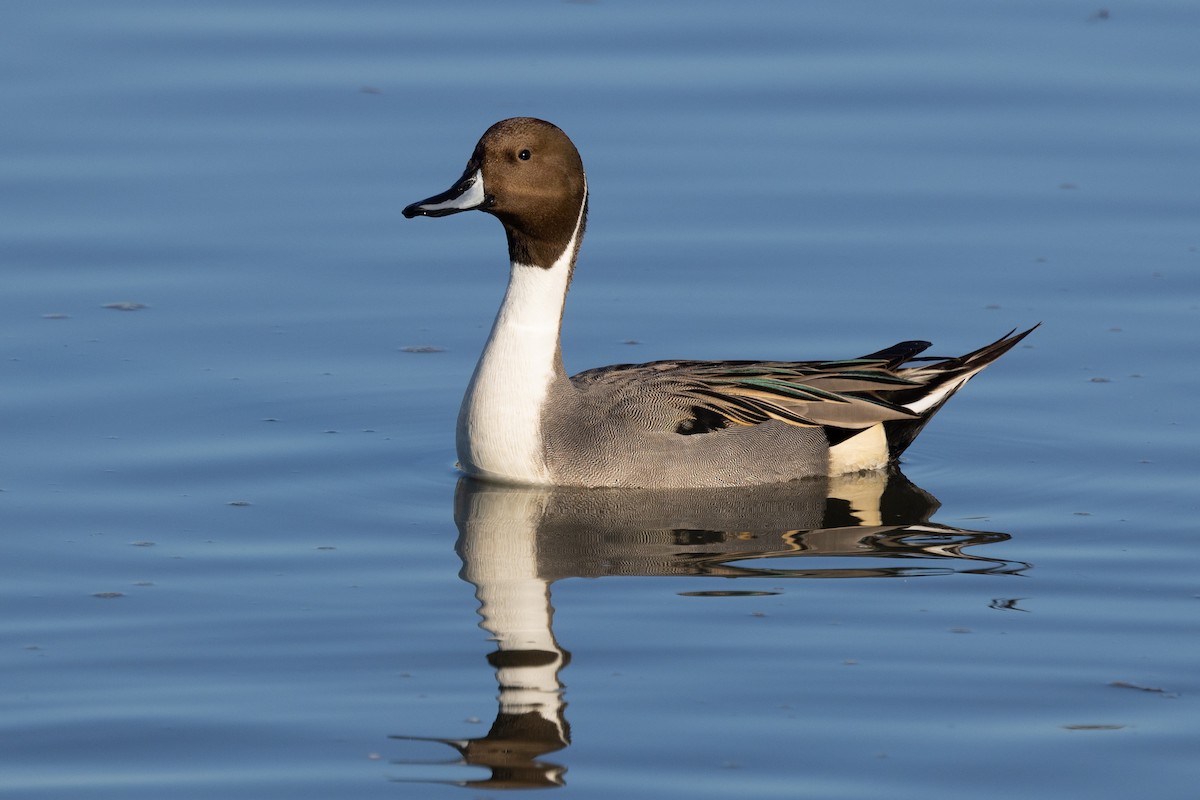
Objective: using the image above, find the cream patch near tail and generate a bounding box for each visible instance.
[827,424,889,475]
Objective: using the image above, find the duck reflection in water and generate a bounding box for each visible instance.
[388,468,1027,790]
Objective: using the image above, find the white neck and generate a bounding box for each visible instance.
[456,225,581,484]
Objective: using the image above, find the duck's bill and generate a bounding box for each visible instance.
[402,168,490,218]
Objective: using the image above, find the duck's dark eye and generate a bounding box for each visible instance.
[518,149,531,161]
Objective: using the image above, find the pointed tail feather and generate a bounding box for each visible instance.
[884,324,1038,459]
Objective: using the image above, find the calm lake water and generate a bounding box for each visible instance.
[3,1,1198,797]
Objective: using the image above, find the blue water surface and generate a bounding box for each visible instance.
[3,2,1198,798]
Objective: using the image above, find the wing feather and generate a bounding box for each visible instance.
[568,327,1038,437]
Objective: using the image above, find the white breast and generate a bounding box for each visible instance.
[456,251,576,484]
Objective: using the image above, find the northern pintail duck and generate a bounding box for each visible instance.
[403,117,1035,488]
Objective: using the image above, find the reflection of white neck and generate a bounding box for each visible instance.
[458,487,567,733]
